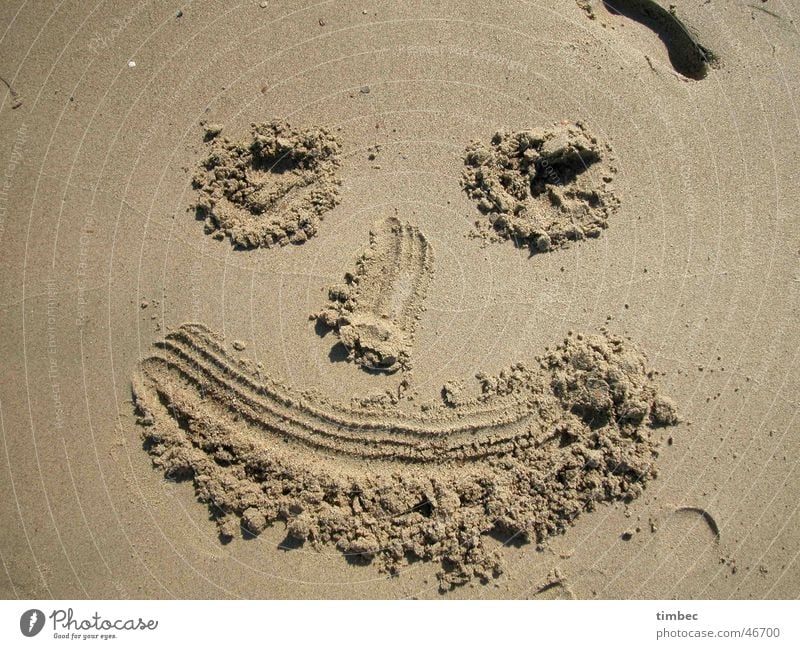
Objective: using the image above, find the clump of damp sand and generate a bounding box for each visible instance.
[462,121,618,252]
[313,217,433,373]
[133,325,677,590]
[192,120,341,248]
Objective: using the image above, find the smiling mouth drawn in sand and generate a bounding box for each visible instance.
[192,120,342,248]
[313,217,434,373]
[132,119,678,589]
[462,122,619,253]
[133,323,676,589]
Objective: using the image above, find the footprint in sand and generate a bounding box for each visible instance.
[580,0,717,80]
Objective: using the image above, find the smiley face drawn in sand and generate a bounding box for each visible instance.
[132,120,678,590]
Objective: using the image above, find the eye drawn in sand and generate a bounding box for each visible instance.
[580,0,718,80]
[313,217,434,374]
[462,122,619,253]
[132,324,677,589]
[192,120,341,248]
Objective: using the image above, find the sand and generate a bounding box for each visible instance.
[461,121,618,252]
[192,120,342,248]
[1,0,798,600]
[132,324,675,589]
[313,216,433,373]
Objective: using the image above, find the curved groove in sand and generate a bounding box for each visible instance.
[134,324,550,464]
[675,506,721,541]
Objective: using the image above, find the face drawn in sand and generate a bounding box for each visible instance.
[132,324,676,590]
[192,120,341,248]
[462,122,619,253]
[313,217,434,373]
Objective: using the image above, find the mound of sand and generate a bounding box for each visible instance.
[192,120,341,248]
[313,217,434,373]
[462,122,618,252]
[132,324,676,590]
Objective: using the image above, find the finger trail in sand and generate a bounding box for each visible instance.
[313,217,434,373]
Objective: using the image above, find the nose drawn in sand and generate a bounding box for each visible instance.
[586,0,717,80]
[313,217,434,374]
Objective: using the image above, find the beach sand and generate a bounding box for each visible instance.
[0,0,798,599]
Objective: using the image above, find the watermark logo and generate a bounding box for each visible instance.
[19,609,45,637]
[13,607,159,641]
